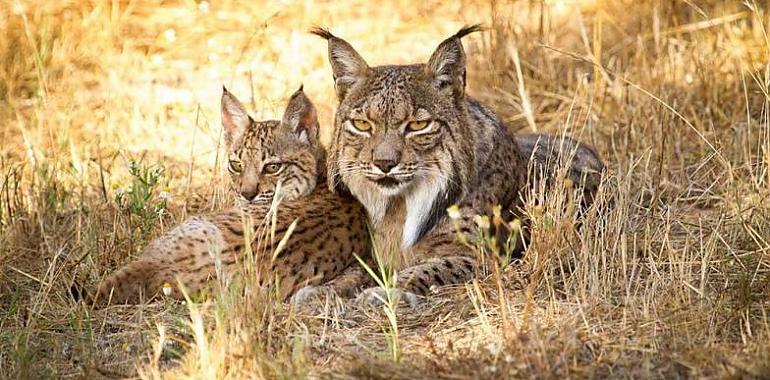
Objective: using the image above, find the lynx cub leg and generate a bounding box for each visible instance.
[292,263,372,306]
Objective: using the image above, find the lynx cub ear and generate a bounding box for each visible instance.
[310,27,370,100]
[221,86,252,146]
[425,24,483,97]
[282,85,319,146]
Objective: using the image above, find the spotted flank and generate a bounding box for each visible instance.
[89,88,370,306]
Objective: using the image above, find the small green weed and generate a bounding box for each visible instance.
[114,160,170,241]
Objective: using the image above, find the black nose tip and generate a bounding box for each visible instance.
[373,159,398,173]
[241,189,258,201]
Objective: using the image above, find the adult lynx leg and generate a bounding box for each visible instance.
[358,213,472,306]
[397,255,477,295]
[359,206,527,307]
[356,254,476,307]
[356,246,477,307]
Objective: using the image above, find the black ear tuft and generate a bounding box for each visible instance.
[454,24,485,39]
[310,27,370,100]
[309,26,336,40]
[425,24,484,96]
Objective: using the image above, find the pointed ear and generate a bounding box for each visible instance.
[310,27,369,100]
[425,24,483,97]
[281,85,319,146]
[221,86,252,146]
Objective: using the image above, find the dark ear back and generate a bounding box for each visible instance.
[425,24,483,97]
[281,85,319,145]
[221,87,252,146]
[310,27,370,100]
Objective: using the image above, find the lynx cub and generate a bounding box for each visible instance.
[90,88,369,305]
[313,25,604,303]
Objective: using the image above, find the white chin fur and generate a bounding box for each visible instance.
[373,181,409,197]
[346,175,390,226]
[345,172,447,249]
[343,169,447,249]
[402,174,447,249]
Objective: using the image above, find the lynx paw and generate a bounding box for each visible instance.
[356,287,423,309]
[291,285,335,307]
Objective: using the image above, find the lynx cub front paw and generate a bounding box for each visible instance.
[356,287,422,309]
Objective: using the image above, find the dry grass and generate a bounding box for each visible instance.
[2,0,770,378]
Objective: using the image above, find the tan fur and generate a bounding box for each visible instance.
[314,26,605,298]
[516,133,605,209]
[221,87,323,203]
[90,88,370,306]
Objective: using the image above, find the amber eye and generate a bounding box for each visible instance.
[406,120,430,132]
[262,163,283,175]
[351,119,372,132]
[228,160,243,173]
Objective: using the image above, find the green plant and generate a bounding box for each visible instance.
[354,243,401,363]
[114,159,169,241]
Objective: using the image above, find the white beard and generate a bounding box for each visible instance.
[402,174,447,249]
[346,172,447,249]
[347,177,390,226]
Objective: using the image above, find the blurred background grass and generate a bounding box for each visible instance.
[1,0,770,378]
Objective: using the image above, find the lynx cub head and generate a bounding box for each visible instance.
[312,26,481,225]
[221,86,322,203]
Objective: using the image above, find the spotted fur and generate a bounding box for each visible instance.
[516,133,605,209]
[222,86,323,203]
[313,26,604,298]
[90,88,370,306]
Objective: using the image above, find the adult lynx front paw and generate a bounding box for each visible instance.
[356,287,423,309]
[291,285,336,308]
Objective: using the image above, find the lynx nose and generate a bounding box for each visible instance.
[373,159,398,174]
[372,140,402,174]
[240,189,258,201]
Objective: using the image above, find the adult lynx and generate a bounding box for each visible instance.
[313,25,604,303]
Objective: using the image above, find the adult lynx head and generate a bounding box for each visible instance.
[221,86,323,203]
[312,25,482,224]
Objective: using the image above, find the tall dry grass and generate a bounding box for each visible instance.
[1,0,769,378]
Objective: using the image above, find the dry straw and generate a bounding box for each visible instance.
[1,0,769,378]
